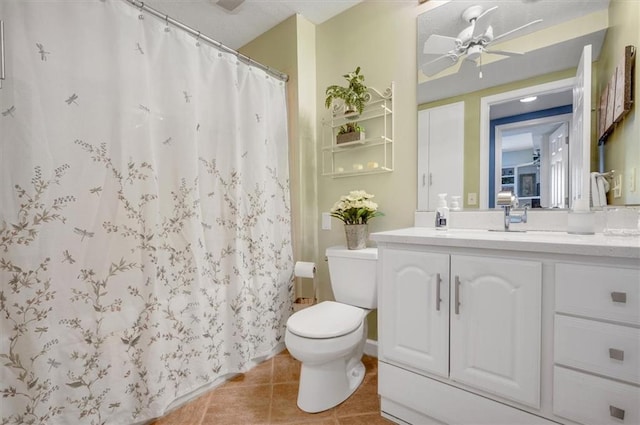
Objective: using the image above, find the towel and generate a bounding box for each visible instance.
[596,174,609,205]
[590,172,610,208]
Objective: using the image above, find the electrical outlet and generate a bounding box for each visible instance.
[613,174,623,198]
[467,192,477,205]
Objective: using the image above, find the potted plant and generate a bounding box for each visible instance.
[336,123,365,144]
[325,67,370,144]
[330,190,383,250]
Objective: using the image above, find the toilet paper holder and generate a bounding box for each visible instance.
[293,261,317,312]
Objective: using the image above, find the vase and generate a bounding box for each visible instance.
[344,224,368,250]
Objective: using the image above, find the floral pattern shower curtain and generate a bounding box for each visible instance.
[0,1,293,424]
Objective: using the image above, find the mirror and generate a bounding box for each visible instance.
[482,81,574,209]
[495,111,572,209]
[416,0,612,210]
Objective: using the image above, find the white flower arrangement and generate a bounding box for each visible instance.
[330,190,383,225]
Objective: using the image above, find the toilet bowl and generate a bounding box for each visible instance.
[285,301,369,413]
[285,246,377,413]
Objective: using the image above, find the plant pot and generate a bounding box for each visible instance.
[344,224,368,250]
[336,131,365,145]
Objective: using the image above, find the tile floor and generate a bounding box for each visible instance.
[150,350,393,425]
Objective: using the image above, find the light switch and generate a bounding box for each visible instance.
[613,174,622,198]
[322,212,331,230]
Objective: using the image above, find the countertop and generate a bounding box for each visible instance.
[370,227,640,260]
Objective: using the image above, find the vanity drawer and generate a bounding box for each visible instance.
[554,366,640,425]
[554,315,640,384]
[555,263,640,325]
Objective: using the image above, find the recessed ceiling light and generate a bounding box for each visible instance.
[520,96,538,103]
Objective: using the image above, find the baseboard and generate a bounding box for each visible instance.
[364,339,378,357]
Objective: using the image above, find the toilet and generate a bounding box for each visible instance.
[285,245,378,413]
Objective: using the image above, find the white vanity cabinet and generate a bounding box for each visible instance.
[372,228,640,425]
[380,248,542,408]
[449,255,542,408]
[553,263,640,425]
[380,249,450,378]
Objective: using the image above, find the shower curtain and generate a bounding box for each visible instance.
[0,1,293,424]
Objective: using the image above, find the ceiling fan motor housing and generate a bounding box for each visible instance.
[466,44,484,61]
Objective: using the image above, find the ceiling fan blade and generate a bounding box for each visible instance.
[485,49,524,57]
[471,6,498,39]
[422,54,459,77]
[492,19,543,43]
[423,34,459,55]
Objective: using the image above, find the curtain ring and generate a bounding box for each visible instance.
[138,1,145,19]
[195,31,201,46]
[164,14,170,32]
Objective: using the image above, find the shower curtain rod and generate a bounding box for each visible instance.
[124,0,289,82]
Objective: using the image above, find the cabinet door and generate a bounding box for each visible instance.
[380,248,449,377]
[417,102,464,210]
[450,255,542,408]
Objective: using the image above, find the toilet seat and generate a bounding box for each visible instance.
[287,301,366,339]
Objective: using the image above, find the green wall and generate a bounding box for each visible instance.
[315,2,418,340]
[597,0,640,205]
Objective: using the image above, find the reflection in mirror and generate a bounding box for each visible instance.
[479,77,582,209]
[490,92,573,209]
[416,0,612,211]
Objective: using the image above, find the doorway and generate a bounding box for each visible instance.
[479,78,575,209]
[492,111,572,208]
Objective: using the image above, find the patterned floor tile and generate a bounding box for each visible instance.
[151,351,385,425]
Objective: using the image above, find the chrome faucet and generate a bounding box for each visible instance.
[496,191,527,231]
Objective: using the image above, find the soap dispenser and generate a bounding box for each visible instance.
[435,193,449,230]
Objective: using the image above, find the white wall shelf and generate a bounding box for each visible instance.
[322,82,394,178]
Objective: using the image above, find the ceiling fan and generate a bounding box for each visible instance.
[422,5,542,77]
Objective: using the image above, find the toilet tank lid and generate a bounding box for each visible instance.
[326,246,378,260]
[287,301,366,338]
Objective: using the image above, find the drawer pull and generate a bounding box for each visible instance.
[609,405,625,420]
[611,291,627,303]
[435,273,442,312]
[609,348,625,361]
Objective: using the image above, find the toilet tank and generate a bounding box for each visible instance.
[326,246,378,309]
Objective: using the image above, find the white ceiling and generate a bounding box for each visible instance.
[417,0,610,104]
[502,121,564,152]
[143,0,363,50]
[490,90,573,120]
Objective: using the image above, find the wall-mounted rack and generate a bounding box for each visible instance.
[322,82,394,178]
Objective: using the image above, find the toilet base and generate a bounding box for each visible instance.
[297,358,366,413]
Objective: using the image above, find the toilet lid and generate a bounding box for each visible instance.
[287,301,366,339]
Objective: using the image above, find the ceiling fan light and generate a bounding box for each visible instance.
[215,0,244,12]
[520,96,538,103]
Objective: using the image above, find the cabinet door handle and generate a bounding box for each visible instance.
[429,172,433,186]
[0,21,5,88]
[611,292,627,303]
[609,348,625,361]
[454,275,460,315]
[422,173,426,187]
[435,273,441,311]
[609,405,625,420]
